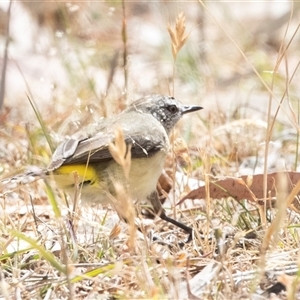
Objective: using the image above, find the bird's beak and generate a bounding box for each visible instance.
[182,105,203,114]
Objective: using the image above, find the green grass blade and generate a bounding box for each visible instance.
[26,94,55,153]
[11,230,67,275]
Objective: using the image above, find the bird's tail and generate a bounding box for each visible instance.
[0,167,47,193]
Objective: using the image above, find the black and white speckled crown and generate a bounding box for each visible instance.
[127,94,202,133]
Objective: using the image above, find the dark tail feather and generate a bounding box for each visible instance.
[0,167,46,193]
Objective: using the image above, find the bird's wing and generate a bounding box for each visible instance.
[48,113,168,171]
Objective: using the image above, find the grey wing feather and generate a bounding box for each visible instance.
[48,110,169,171]
[48,129,166,171]
[47,138,79,170]
[48,132,112,170]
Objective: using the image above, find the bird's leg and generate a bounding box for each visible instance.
[148,191,194,243]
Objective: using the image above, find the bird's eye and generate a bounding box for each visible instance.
[168,105,178,114]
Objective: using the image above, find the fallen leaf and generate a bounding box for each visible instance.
[178,172,300,209]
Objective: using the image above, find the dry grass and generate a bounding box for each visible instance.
[0,2,300,299]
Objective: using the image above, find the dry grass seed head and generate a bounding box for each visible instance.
[108,126,131,180]
[167,12,189,60]
[109,223,122,239]
[107,127,136,248]
[109,181,136,250]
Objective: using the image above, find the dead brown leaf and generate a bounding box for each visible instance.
[178,172,300,209]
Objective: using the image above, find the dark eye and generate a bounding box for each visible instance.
[168,104,178,114]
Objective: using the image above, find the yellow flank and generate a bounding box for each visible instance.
[54,164,99,187]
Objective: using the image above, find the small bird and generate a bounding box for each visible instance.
[3,95,202,242]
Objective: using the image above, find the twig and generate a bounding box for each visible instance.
[0,0,13,110]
